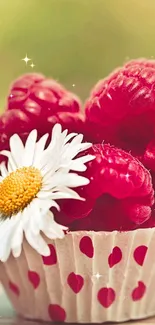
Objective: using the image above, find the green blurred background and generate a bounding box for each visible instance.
[1,0,155,110]
[0,0,155,317]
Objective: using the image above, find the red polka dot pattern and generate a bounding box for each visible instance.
[98,287,116,308]
[131,281,146,301]
[67,272,84,294]
[134,245,148,266]
[28,270,40,289]
[9,281,20,296]
[6,242,150,320]
[42,244,57,265]
[108,246,122,268]
[48,304,66,322]
[79,236,94,258]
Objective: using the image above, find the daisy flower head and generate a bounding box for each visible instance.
[0,124,94,262]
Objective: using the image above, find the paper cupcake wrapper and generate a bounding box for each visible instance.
[0,228,155,323]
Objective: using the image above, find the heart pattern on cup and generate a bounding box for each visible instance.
[9,281,20,296]
[134,246,148,266]
[67,272,84,293]
[79,236,94,258]
[132,281,146,301]
[98,287,116,308]
[48,304,66,322]
[28,270,40,289]
[108,246,122,268]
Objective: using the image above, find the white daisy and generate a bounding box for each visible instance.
[0,124,94,262]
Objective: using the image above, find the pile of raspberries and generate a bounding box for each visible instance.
[3,58,155,232]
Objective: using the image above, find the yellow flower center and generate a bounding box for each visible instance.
[0,167,42,218]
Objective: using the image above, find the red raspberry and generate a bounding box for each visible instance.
[45,111,84,136]
[55,144,154,231]
[125,58,155,69]
[0,109,32,151]
[7,73,80,115]
[85,59,155,185]
[0,73,84,155]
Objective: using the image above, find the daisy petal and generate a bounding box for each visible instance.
[71,133,83,145]
[54,186,83,200]
[34,133,49,167]
[45,173,90,189]
[10,134,24,168]
[8,156,17,172]
[69,154,95,171]
[37,191,54,199]
[44,228,64,239]
[62,129,68,138]
[0,150,10,158]
[0,162,8,178]
[21,206,29,228]
[64,133,77,144]
[40,145,61,175]
[23,130,37,166]
[25,201,41,235]
[25,230,50,256]
[48,191,84,200]
[0,218,19,262]
[52,124,62,142]
[1,151,16,171]
[7,161,13,173]
[12,245,22,258]
[36,197,60,212]
[11,221,23,258]
[78,142,93,151]
[61,141,92,164]
[0,243,11,262]
[41,212,65,239]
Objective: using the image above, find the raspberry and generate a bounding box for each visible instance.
[0,109,32,152]
[85,59,155,185]
[125,58,155,69]
[55,144,154,231]
[1,73,84,154]
[7,73,80,115]
[46,111,84,135]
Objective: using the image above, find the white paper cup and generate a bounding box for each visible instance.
[0,228,155,323]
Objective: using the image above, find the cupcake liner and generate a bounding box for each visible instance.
[0,228,155,323]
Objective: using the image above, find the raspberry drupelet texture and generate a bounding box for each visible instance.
[7,73,80,114]
[2,73,83,156]
[85,59,155,156]
[55,144,154,231]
